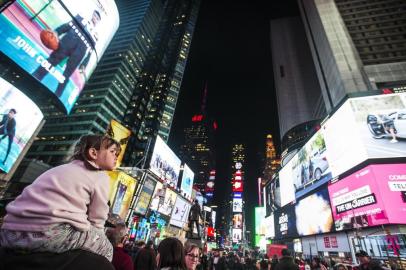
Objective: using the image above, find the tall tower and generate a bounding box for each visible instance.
[262,134,280,182]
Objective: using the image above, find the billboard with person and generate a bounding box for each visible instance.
[108,171,137,219]
[149,181,164,212]
[158,189,177,216]
[180,163,194,198]
[0,0,119,113]
[169,196,191,228]
[105,119,131,167]
[0,77,43,173]
[149,136,181,187]
[133,175,156,215]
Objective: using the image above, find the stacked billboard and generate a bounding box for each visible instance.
[232,165,244,244]
[0,0,119,113]
[180,163,194,198]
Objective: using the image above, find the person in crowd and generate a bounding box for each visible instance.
[184,242,200,270]
[130,240,146,262]
[200,250,208,270]
[156,237,186,270]
[0,135,120,261]
[270,254,279,270]
[355,250,372,270]
[134,240,156,270]
[311,257,327,270]
[243,257,257,270]
[295,258,305,270]
[106,224,133,270]
[259,258,269,270]
[367,260,391,270]
[304,259,311,270]
[274,249,299,270]
[334,263,348,270]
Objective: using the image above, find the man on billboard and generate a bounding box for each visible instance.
[32,10,101,97]
[0,108,16,164]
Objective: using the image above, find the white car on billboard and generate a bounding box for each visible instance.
[367,110,406,140]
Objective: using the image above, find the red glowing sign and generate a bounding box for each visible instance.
[213,121,218,130]
[207,227,214,237]
[192,115,204,122]
[232,181,243,192]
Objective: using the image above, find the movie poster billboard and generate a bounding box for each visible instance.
[274,203,297,239]
[0,78,43,173]
[232,228,242,243]
[233,213,243,229]
[0,0,119,113]
[265,175,281,216]
[149,136,181,187]
[170,196,191,228]
[328,164,406,231]
[295,187,334,236]
[133,175,156,215]
[158,189,177,216]
[108,171,137,219]
[106,119,131,167]
[233,198,243,212]
[180,163,194,198]
[149,181,164,212]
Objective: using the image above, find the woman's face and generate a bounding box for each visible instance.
[185,247,200,270]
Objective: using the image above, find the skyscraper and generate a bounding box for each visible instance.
[231,144,245,170]
[262,134,280,182]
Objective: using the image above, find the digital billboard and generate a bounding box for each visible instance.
[133,175,156,215]
[170,196,191,228]
[295,187,334,236]
[149,181,164,212]
[158,189,177,216]
[233,213,243,229]
[265,175,281,216]
[180,163,194,198]
[274,203,297,239]
[108,171,137,219]
[211,210,216,228]
[0,77,43,173]
[106,120,131,167]
[232,180,243,192]
[328,164,406,231]
[232,228,242,242]
[264,214,275,238]
[232,198,243,212]
[0,0,119,113]
[255,207,267,236]
[149,136,181,187]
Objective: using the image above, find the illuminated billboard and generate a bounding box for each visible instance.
[328,164,406,231]
[295,187,334,236]
[255,207,267,236]
[0,0,119,113]
[265,175,281,216]
[211,210,216,228]
[233,214,243,229]
[149,136,181,187]
[106,120,131,167]
[133,175,156,215]
[108,171,137,219]
[158,189,177,216]
[232,180,243,192]
[0,77,43,173]
[232,198,243,212]
[232,228,242,243]
[170,196,191,228]
[149,181,164,212]
[264,214,275,238]
[180,163,194,198]
[274,204,297,239]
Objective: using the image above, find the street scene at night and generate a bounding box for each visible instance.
[0,0,405,269]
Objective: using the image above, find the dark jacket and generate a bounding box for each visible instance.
[189,203,202,221]
[112,247,133,270]
[274,256,299,270]
[134,247,156,270]
[0,115,16,136]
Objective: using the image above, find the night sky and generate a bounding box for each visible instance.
[169,0,299,241]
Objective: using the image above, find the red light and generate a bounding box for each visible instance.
[382,88,394,94]
[213,121,218,130]
[207,227,214,237]
[192,115,204,122]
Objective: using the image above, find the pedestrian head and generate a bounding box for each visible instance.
[8,109,16,118]
[335,263,347,270]
[71,134,121,170]
[136,240,146,248]
[184,242,200,270]
[105,223,127,247]
[156,237,186,269]
[281,248,291,257]
[355,250,370,264]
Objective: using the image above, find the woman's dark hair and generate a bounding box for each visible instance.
[157,237,186,269]
[71,135,121,170]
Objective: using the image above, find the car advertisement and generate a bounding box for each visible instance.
[108,171,137,219]
[279,127,332,207]
[0,78,43,173]
[133,175,156,215]
[149,181,164,212]
[158,189,177,216]
[169,196,191,228]
[0,0,119,113]
[180,163,194,198]
[149,136,181,187]
[232,198,243,212]
[295,187,334,236]
[265,175,281,216]
[232,228,242,243]
[105,120,131,167]
[328,164,406,231]
[233,213,243,229]
[274,203,298,239]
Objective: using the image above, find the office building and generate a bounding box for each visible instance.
[262,134,280,182]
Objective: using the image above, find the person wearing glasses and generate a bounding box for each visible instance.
[184,242,200,270]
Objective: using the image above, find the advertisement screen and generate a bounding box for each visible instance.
[255,207,267,235]
[232,180,243,192]
[328,164,406,231]
[133,175,156,215]
[0,0,119,113]
[149,136,181,187]
[232,198,243,212]
[158,189,177,216]
[233,214,243,229]
[274,203,297,239]
[211,210,216,228]
[265,175,281,216]
[279,128,332,206]
[170,196,191,228]
[149,181,164,212]
[232,228,242,242]
[180,163,194,198]
[106,120,131,167]
[264,214,275,238]
[0,78,43,173]
[295,187,334,236]
[108,171,137,219]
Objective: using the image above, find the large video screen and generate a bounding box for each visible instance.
[265,175,281,216]
[149,181,164,212]
[170,196,191,228]
[108,171,137,219]
[0,77,43,173]
[0,0,119,113]
[328,164,406,231]
[232,228,242,243]
[255,207,267,235]
[158,189,177,216]
[232,198,243,212]
[133,175,156,215]
[149,136,181,187]
[274,203,297,239]
[264,214,275,238]
[295,187,334,236]
[233,213,243,229]
[180,163,194,198]
[106,120,131,167]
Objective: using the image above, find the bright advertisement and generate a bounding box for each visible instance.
[106,120,131,167]
[133,175,156,215]
[0,78,43,173]
[328,164,406,231]
[232,198,243,212]
[180,163,194,198]
[211,210,216,228]
[149,136,181,187]
[0,0,119,113]
[232,228,242,242]
[274,203,298,239]
[255,207,267,235]
[108,171,137,219]
[149,181,164,212]
[295,187,334,236]
[232,180,243,192]
[264,214,275,238]
[158,189,177,216]
[169,196,191,228]
[265,175,281,216]
[233,213,243,229]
